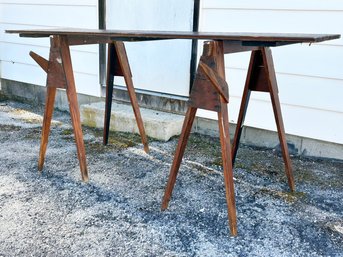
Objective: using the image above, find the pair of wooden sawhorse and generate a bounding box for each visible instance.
[161,40,295,236]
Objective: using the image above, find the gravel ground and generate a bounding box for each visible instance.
[0,99,342,257]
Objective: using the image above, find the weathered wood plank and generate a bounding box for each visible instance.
[6,29,340,44]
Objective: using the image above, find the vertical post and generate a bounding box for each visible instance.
[103,43,115,145]
[189,0,201,91]
[98,0,106,87]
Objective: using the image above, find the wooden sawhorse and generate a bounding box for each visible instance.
[161,40,295,236]
[231,47,295,192]
[30,38,149,182]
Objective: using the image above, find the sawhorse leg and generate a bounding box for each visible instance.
[103,41,149,153]
[161,106,197,209]
[30,36,88,181]
[231,48,295,191]
[161,41,237,236]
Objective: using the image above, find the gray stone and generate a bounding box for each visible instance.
[80,102,185,141]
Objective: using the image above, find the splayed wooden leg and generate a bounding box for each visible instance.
[161,107,197,210]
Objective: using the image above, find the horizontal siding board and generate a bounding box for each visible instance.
[271,44,343,80]
[0,42,98,76]
[202,0,343,11]
[201,9,343,46]
[0,1,99,96]
[0,1,96,6]
[0,5,97,28]
[240,98,343,144]
[1,61,100,96]
[197,97,343,144]
[275,75,343,113]
[221,44,343,80]
[225,69,343,113]
[1,62,47,86]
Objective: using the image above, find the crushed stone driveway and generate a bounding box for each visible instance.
[0,100,342,257]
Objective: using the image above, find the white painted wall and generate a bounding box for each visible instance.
[0,0,100,96]
[0,0,194,96]
[106,0,194,97]
[198,0,343,144]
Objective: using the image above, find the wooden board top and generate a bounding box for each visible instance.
[6,28,340,44]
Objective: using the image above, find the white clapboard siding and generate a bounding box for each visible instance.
[200,0,343,144]
[198,97,342,144]
[226,69,343,113]
[201,8,343,46]
[203,0,343,11]
[0,0,95,5]
[106,0,194,97]
[0,1,100,96]
[223,44,343,80]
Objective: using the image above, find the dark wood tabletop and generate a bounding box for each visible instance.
[6,28,340,45]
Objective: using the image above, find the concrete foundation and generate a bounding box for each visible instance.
[195,116,343,160]
[1,78,342,160]
[1,79,100,112]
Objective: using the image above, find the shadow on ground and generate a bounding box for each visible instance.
[0,100,342,256]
